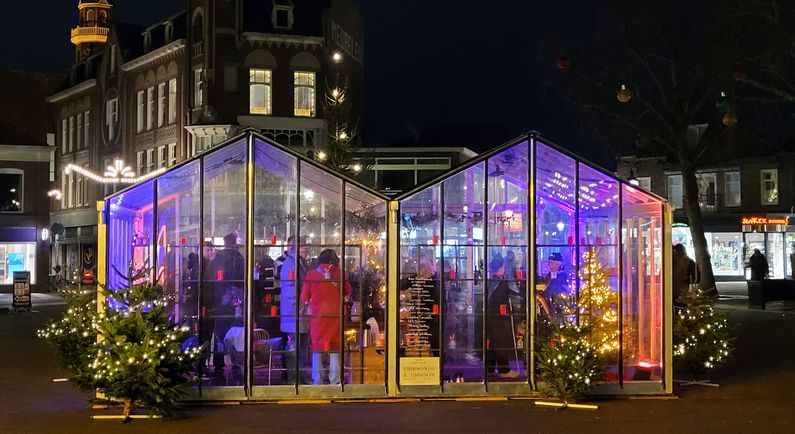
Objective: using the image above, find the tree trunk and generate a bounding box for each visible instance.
[122,398,132,422]
[681,166,718,297]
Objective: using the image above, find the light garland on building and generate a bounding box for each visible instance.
[64,159,166,184]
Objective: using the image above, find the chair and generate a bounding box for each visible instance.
[252,328,282,385]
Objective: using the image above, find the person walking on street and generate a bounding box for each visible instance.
[672,243,697,307]
[748,248,769,281]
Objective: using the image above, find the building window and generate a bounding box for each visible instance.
[168,78,177,124]
[61,174,67,210]
[164,22,173,43]
[696,172,717,210]
[61,119,68,154]
[76,113,83,150]
[0,243,37,284]
[109,43,117,73]
[271,1,294,29]
[147,148,155,173]
[136,90,145,132]
[0,170,23,213]
[761,169,778,205]
[105,98,118,141]
[193,68,204,108]
[84,110,90,147]
[249,68,272,115]
[68,172,74,208]
[187,138,197,158]
[76,175,83,207]
[157,145,166,168]
[667,174,683,210]
[146,86,155,130]
[157,82,167,127]
[637,177,651,191]
[68,116,75,152]
[293,71,315,117]
[137,151,145,176]
[143,32,151,53]
[724,171,741,207]
[167,142,177,166]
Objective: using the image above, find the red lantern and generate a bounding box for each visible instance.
[556,55,570,69]
[732,65,747,80]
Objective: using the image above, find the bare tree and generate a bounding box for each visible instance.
[536,0,790,294]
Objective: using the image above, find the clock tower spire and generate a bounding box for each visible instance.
[70,0,112,61]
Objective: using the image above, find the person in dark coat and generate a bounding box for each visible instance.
[672,243,697,306]
[486,256,520,379]
[748,249,769,281]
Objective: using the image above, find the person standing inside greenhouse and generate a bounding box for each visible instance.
[300,249,352,384]
[279,236,311,383]
[487,255,521,379]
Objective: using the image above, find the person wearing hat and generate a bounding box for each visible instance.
[540,251,569,323]
[486,255,521,379]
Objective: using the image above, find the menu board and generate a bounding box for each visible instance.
[404,276,436,356]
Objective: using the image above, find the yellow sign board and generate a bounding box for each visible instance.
[399,357,440,386]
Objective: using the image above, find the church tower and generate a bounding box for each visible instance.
[70,0,112,61]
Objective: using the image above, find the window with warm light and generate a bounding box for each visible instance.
[761,169,778,205]
[294,71,315,117]
[249,68,272,115]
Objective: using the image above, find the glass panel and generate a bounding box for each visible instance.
[201,139,248,387]
[787,234,795,279]
[399,185,441,373]
[155,161,201,381]
[442,163,485,383]
[621,184,663,382]
[535,142,575,346]
[252,138,297,386]
[0,243,36,284]
[743,232,764,280]
[486,142,529,382]
[710,233,742,276]
[578,163,620,382]
[298,161,344,385]
[344,184,387,384]
[767,233,784,279]
[106,180,154,290]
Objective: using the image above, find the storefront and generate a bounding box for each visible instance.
[672,215,793,280]
[98,131,672,400]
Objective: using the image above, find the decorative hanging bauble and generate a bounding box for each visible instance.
[731,65,747,80]
[722,111,738,127]
[617,84,632,103]
[556,56,570,69]
[715,99,731,113]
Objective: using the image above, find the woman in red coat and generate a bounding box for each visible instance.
[300,249,351,385]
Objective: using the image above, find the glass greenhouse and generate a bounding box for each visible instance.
[98,131,672,400]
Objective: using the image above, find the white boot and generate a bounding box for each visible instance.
[329,352,341,385]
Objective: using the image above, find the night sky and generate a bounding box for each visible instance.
[1,1,596,163]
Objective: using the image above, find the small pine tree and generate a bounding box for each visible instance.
[316,81,371,178]
[85,272,202,420]
[536,322,601,403]
[673,287,733,376]
[37,286,99,392]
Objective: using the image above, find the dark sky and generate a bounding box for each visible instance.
[1,1,595,163]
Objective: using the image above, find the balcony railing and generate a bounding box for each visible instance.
[70,26,109,44]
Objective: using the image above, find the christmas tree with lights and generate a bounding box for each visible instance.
[41,267,202,421]
[577,248,619,359]
[37,286,99,392]
[536,319,601,404]
[673,287,733,379]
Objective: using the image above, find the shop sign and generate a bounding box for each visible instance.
[740,216,789,225]
[399,357,440,385]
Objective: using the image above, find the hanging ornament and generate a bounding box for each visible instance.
[556,55,570,69]
[617,84,632,103]
[731,65,747,80]
[722,111,738,127]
